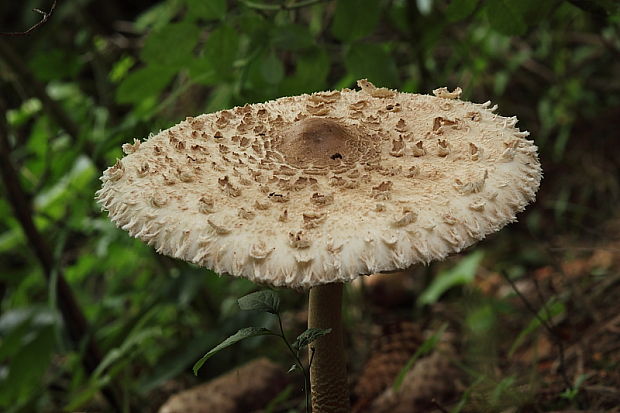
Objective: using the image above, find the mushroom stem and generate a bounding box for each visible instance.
[308,282,350,412]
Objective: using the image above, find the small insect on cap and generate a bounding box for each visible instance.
[97,80,542,289]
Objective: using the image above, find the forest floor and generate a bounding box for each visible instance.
[151,217,620,413]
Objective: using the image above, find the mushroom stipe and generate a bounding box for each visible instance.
[97,80,541,413]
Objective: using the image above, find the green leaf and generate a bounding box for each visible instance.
[206,84,233,112]
[235,9,270,38]
[94,327,162,380]
[135,1,181,31]
[204,24,240,77]
[332,0,381,42]
[186,0,227,20]
[260,51,284,85]
[0,309,56,408]
[490,376,517,405]
[392,324,447,391]
[291,328,332,350]
[466,304,496,335]
[272,24,315,51]
[6,98,42,127]
[485,0,527,36]
[116,65,176,104]
[141,22,201,68]
[238,290,280,314]
[188,23,239,85]
[193,327,275,375]
[418,251,484,305]
[280,48,330,95]
[344,43,399,88]
[34,156,96,218]
[187,58,217,85]
[561,373,592,400]
[29,49,83,82]
[137,331,220,394]
[1,327,55,406]
[109,56,136,83]
[446,0,480,22]
[0,307,57,359]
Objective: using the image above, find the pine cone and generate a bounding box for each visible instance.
[158,358,288,413]
[352,321,422,413]
[369,333,459,413]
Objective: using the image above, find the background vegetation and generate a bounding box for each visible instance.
[1,0,619,411]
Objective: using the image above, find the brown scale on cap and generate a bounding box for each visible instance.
[97,79,542,289]
[105,159,125,181]
[149,194,167,208]
[122,139,141,154]
[137,162,150,177]
[250,241,274,260]
[218,176,241,197]
[198,196,215,214]
[390,136,406,157]
[412,141,426,157]
[310,192,334,206]
[437,139,450,157]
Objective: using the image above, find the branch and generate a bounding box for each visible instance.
[0,1,57,36]
[501,272,572,391]
[0,100,121,412]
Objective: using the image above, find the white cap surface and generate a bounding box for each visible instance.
[97,80,542,289]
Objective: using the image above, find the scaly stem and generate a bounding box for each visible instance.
[308,283,349,412]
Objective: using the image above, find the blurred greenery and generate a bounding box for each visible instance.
[0,0,619,412]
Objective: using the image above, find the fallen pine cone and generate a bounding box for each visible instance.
[158,358,288,413]
[369,333,459,413]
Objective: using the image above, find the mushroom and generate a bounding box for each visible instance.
[96,79,542,412]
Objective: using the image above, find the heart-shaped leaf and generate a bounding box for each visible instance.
[193,327,275,375]
[238,290,280,314]
[292,328,332,351]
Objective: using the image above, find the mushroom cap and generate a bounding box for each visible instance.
[97,80,541,289]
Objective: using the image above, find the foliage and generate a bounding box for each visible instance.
[193,290,330,412]
[0,0,618,411]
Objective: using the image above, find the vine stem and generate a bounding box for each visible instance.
[277,313,311,413]
[501,272,572,391]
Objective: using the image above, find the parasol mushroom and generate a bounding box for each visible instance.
[96,79,542,412]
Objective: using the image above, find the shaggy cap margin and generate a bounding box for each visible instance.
[96,80,542,289]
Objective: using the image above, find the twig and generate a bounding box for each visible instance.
[528,236,593,409]
[0,99,121,412]
[0,1,57,36]
[501,272,573,391]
